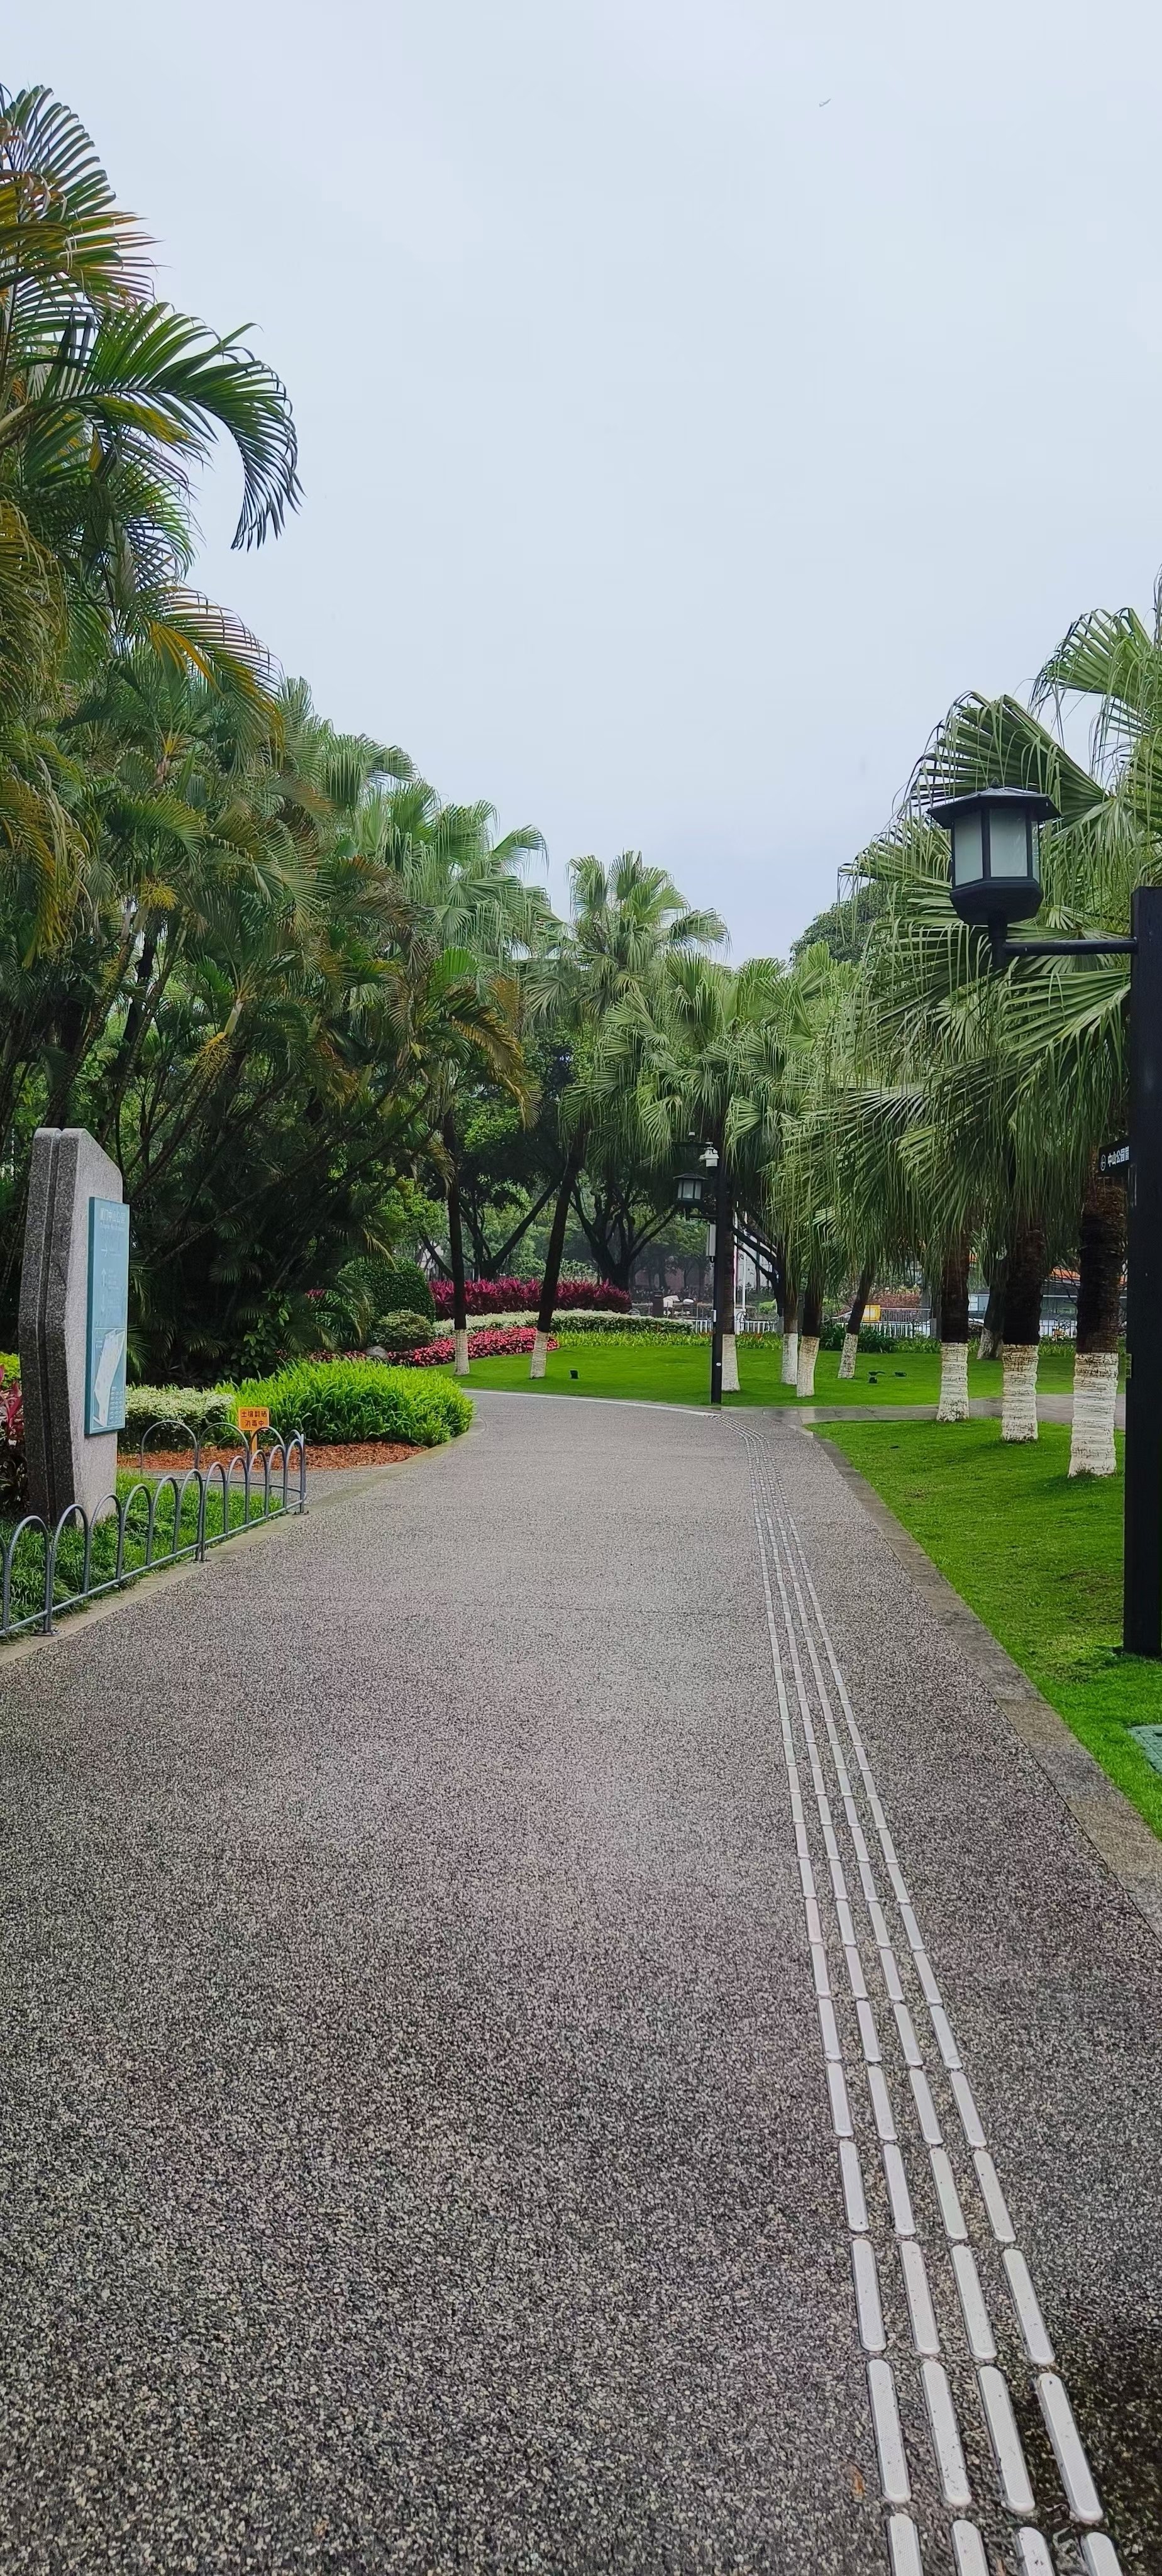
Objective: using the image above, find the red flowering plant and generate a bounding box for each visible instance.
[429,1277,629,1318]
[399,1326,557,1367]
[0,1363,26,1510]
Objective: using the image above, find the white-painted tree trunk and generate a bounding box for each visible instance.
[838,1330,859,1380]
[977,1324,1000,1361]
[529,1329,550,1379]
[453,1326,470,1377]
[1000,1341,1039,1441]
[936,1341,970,1422]
[721,1330,739,1392]
[781,1330,799,1386]
[796,1335,820,1397]
[1069,1350,1119,1477]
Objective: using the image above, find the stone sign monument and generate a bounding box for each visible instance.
[18,1128,129,1523]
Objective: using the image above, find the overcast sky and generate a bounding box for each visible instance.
[18,3,1162,954]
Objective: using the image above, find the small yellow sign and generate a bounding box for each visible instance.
[865,1304,881,1322]
[236,1405,270,1434]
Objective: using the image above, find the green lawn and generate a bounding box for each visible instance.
[448,1329,1092,1411]
[443,1335,1083,1410]
[820,1418,1162,1840]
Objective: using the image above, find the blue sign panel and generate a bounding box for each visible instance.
[86,1197,130,1435]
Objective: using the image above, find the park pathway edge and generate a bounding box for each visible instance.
[811,1428,1162,1950]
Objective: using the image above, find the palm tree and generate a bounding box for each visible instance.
[350,780,552,1368]
[587,948,793,1394]
[833,679,1146,1463]
[524,853,723,1374]
[0,82,300,949]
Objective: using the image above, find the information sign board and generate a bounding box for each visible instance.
[85,1197,129,1435]
[1098,1140,1130,1177]
[236,1406,270,1433]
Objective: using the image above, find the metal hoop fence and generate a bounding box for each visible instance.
[1,1429,307,1641]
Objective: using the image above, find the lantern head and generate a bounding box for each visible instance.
[930,786,1058,933]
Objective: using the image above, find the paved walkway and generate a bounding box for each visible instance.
[0,1394,1158,2573]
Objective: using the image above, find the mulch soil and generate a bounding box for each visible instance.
[121,1442,419,1475]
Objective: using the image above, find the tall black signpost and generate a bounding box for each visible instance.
[932,787,1161,1658]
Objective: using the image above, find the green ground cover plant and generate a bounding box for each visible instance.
[819,1417,1162,1840]
[1,1473,290,1630]
[241,1358,472,1446]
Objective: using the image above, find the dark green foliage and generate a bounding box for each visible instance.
[372,1260,434,1321]
[790,882,887,965]
[819,1321,902,1351]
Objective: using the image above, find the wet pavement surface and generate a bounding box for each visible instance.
[0,1392,1157,2573]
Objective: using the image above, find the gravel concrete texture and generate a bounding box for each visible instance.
[0,1394,873,2575]
[753,1411,1162,2565]
[0,1389,1158,2573]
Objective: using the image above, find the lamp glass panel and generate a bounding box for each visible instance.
[988,806,1032,880]
[951,808,983,884]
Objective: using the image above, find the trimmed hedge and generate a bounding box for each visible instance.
[121,1385,239,1448]
[553,1323,701,1346]
[239,1358,472,1446]
[555,1314,697,1339]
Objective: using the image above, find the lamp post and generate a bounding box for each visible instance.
[931,787,1161,1657]
[673,1141,731,1406]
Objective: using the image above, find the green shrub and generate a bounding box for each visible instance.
[374,1259,434,1321]
[819,1321,901,1353]
[239,1358,471,1446]
[0,1352,18,1377]
[120,1385,240,1450]
[368,1309,437,1352]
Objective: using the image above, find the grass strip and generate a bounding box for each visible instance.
[1,1471,290,1631]
[819,1417,1162,1842]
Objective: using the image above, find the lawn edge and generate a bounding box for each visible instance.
[811,1426,1162,1949]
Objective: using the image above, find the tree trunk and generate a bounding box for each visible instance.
[977,1266,1005,1362]
[781,1275,799,1387]
[1000,1218,1045,1443]
[1070,1162,1125,1478]
[796,1277,823,1397]
[838,1263,874,1380]
[443,1114,470,1377]
[531,1140,584,1377]
[936,1236,971,1422]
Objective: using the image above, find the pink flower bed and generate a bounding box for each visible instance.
[0,1362,26,1506]
[429,1275,629,1318]
[401,1325,558,1367]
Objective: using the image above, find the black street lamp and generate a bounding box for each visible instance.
[672,1141,732,1404]
[931,787,1162,1657]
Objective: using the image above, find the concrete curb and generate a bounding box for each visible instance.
[812,1428,1162,1951]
